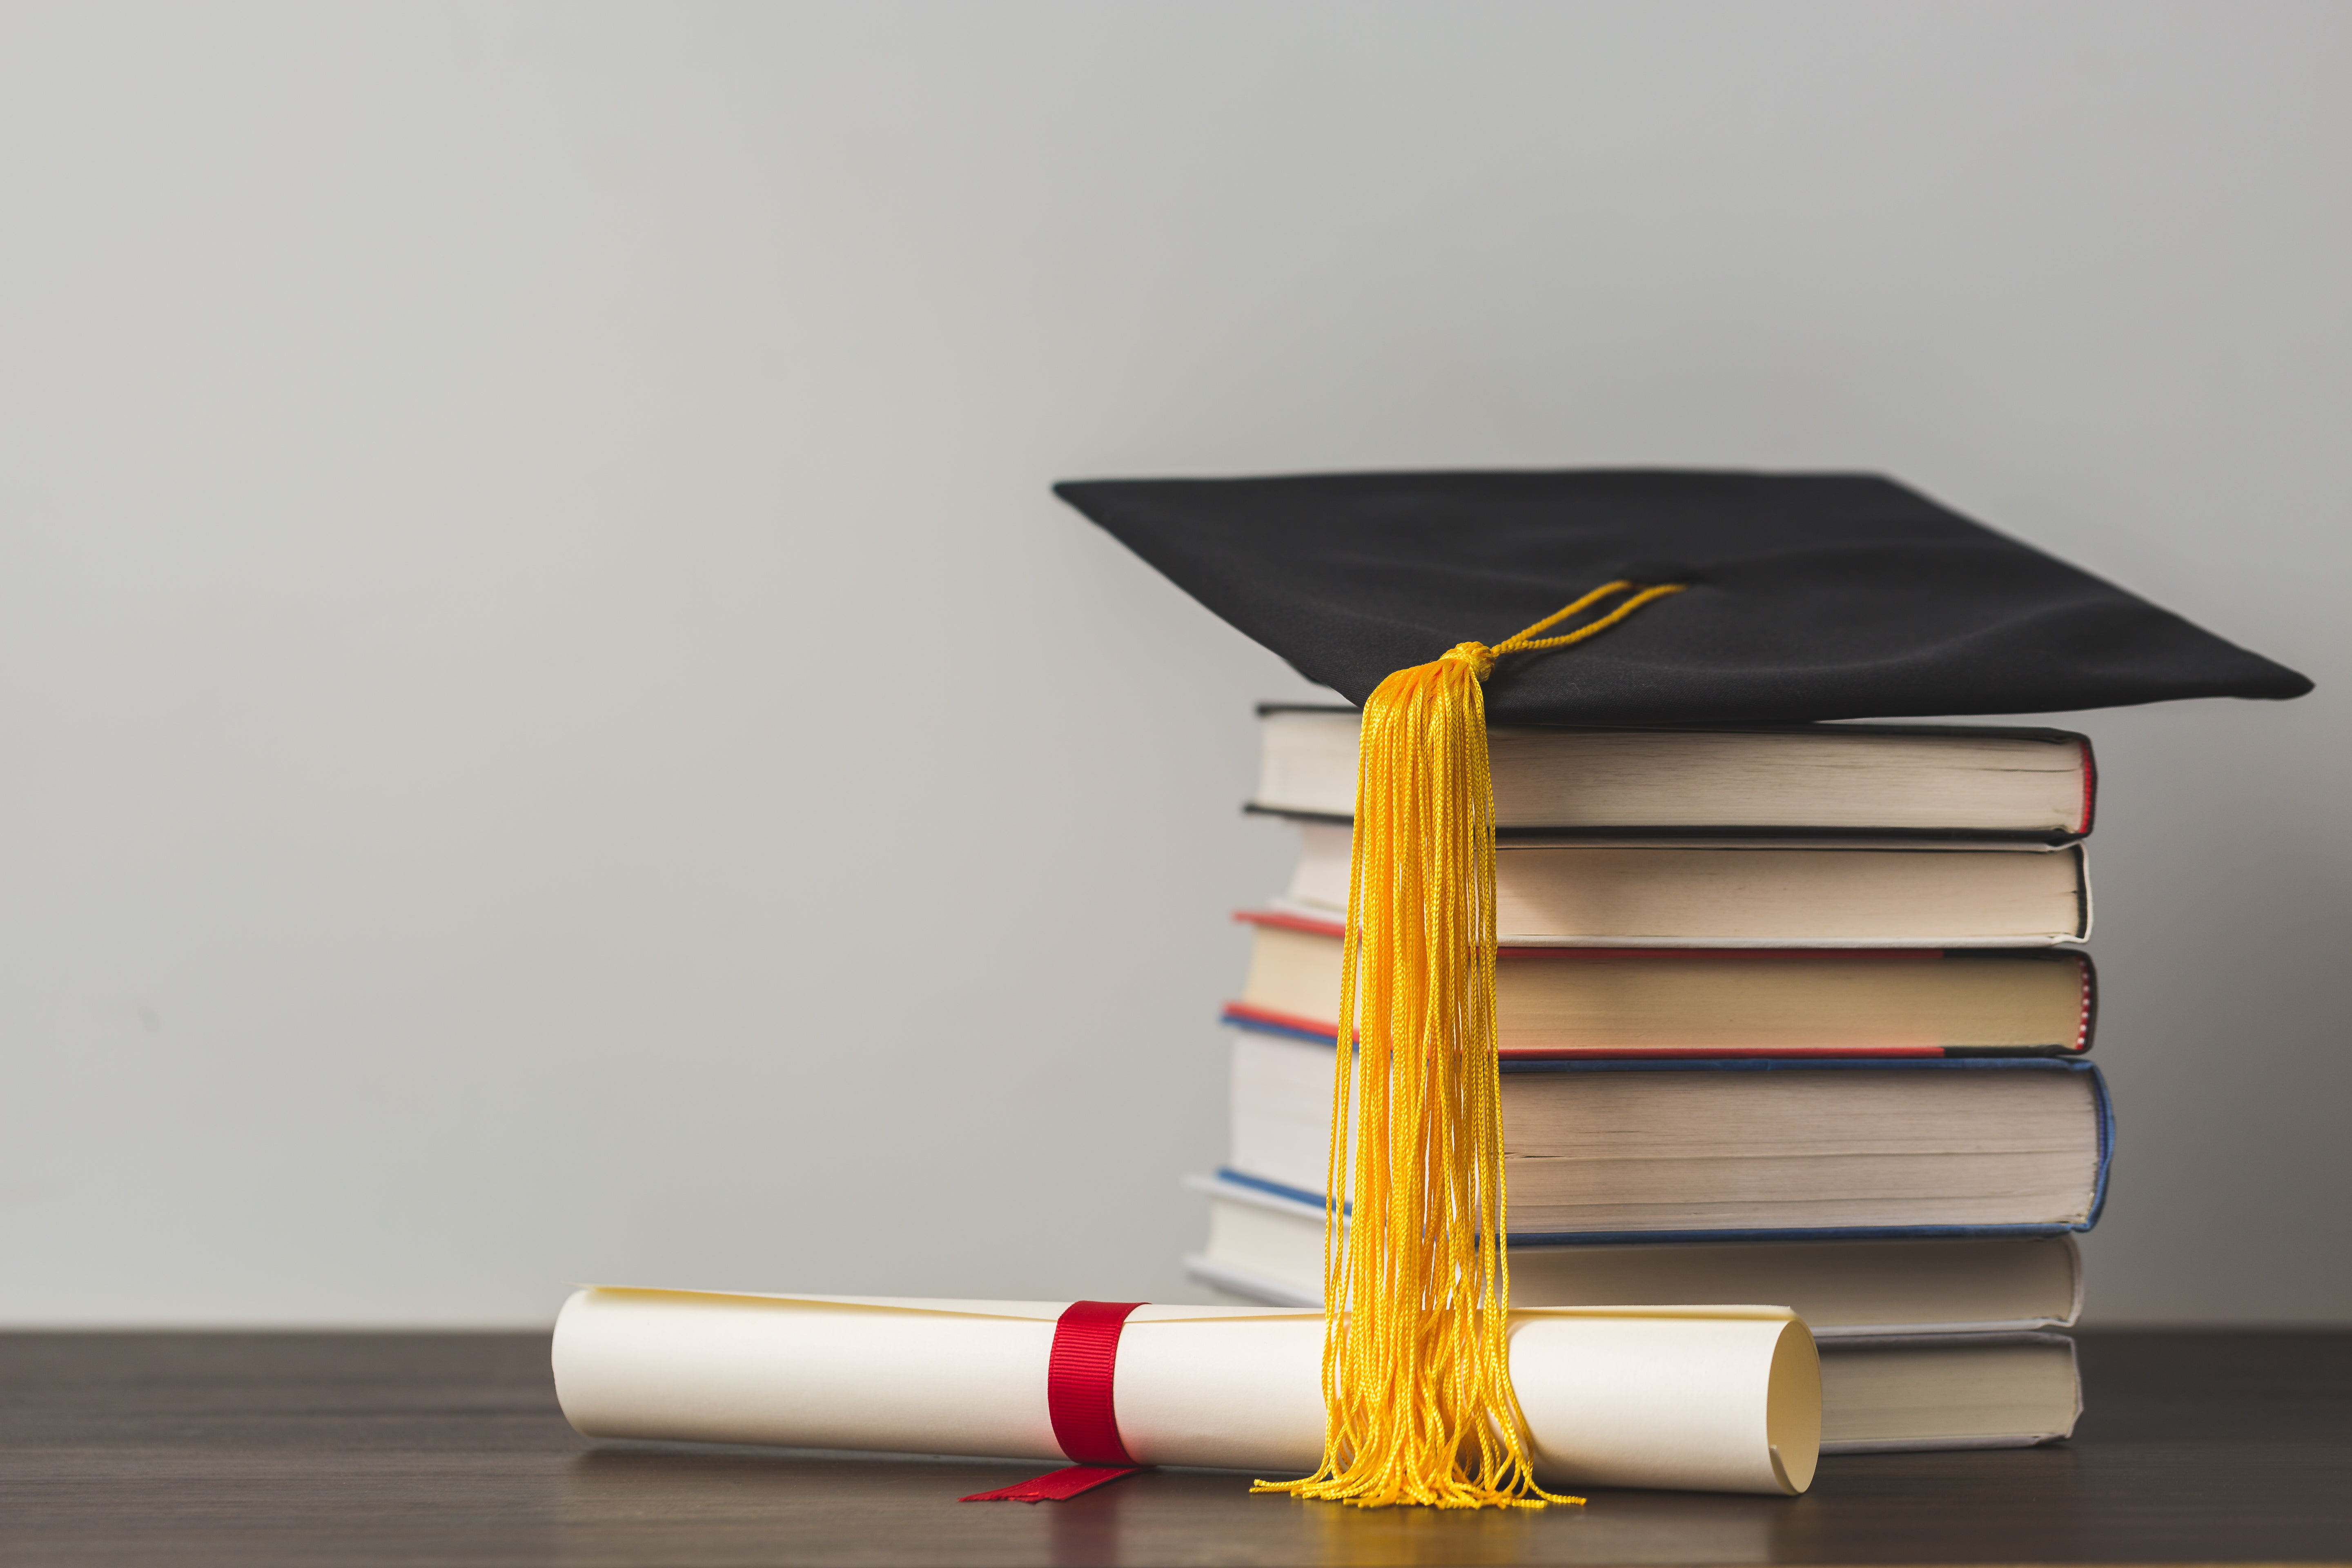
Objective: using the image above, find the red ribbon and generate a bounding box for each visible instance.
[960,1300,1148,1502]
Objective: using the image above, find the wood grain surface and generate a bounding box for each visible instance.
[3,1330,2347,1566]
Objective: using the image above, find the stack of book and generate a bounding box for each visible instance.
[1187,707,2109,1454]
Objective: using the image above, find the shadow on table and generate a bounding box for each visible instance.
[557,1446,1793,1567]
[551,1346,2352,1568]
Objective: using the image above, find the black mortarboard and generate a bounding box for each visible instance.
[1055,469,2311,723]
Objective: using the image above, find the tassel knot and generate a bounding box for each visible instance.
[1441,641,1498,678]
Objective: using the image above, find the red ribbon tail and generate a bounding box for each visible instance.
[960,1301,1150,1502]
[960,1464,1146,1503]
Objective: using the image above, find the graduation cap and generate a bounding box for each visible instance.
[1054,469,2309,1514]
[1057,468,2310,724]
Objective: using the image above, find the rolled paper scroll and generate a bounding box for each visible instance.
[552,1288,1821,1497]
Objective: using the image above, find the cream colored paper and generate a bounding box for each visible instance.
[552,1287,1820,1496]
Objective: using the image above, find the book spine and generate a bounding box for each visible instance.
[2071,843,2093,941]
[2077,952,2098,1054]
[2083,1059,2114,1233]
[2076,733,2098,837]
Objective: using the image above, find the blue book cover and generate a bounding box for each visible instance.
[1216,1016,2113,1247]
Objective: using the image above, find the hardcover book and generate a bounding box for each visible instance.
[1253,708,2098,842]
[1815,1332,2080,1454]
[1229,912,2096,1058]
[1273,824,2091,947]
[1223,1033,2112,1244]
[1184,1173,2085,1337]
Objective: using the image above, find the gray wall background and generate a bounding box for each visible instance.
[2,1,2344,1326]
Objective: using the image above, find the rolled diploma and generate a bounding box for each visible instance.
[555,1288,1820,1495]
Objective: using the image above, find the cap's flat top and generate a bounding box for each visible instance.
[1057,470,2310,724]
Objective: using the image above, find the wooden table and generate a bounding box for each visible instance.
[4,1330,2346,1566]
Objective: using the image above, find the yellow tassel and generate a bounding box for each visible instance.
[1252,580,1686,1511]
